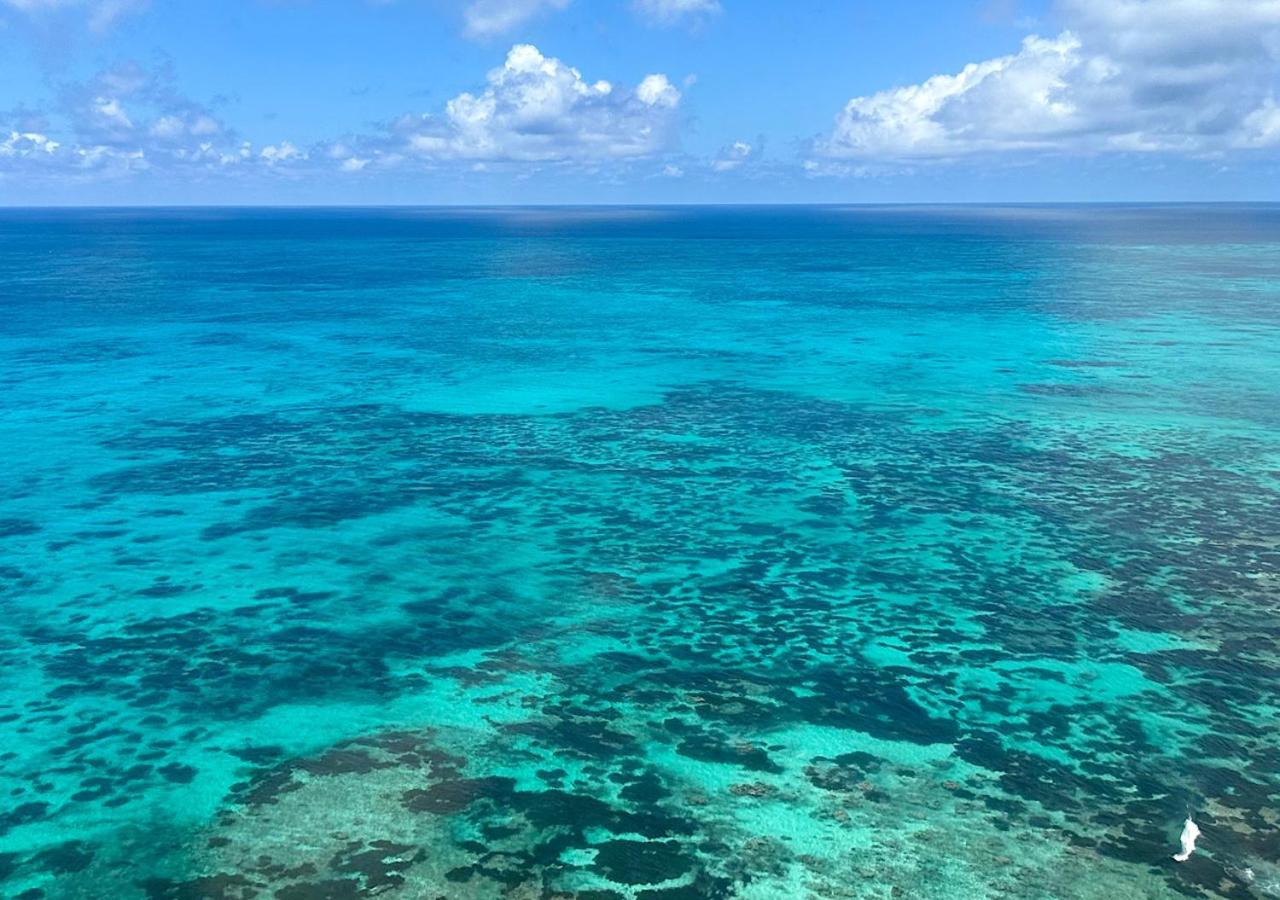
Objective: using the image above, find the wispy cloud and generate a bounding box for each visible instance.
[0,0,148,32]
[633,0,720,27]
[0,60,264,184]
[462,0,569,39]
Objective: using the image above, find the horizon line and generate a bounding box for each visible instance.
[4,200,1280,211]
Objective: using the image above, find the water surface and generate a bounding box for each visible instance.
[1,206,1278,899]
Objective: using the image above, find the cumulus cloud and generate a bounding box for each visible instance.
[362,43,682,163]
[633,0,721,26]
[635,73,681,108]
[463,0,569,39]
[817,0,1280,161]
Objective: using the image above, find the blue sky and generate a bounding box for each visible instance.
[2,0,1279,204]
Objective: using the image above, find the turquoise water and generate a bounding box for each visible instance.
[0,205,1278,899]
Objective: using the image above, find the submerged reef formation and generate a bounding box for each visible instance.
[0,207,1278,898]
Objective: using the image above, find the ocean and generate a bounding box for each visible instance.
[0,205,1278,899]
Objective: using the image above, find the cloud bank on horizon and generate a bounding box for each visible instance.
[815,0,1280,163]
[1,0,1278,201]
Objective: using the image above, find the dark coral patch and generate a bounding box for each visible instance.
[592,839,693,886]
[158,763,198,784]
[273,880,360,900]
[402,777,516,814]
[619,770,670,804]
[328,840,419,892]
[299,749,394,777]
[0,802,49,836]
[32,840,94,875]
[141,873,258,900]
[674,732,781,774]
[226,746,285,765]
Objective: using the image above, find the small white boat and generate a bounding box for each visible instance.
[1173,817,1201,863]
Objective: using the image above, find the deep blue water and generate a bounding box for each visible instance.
[1,206,1278,899]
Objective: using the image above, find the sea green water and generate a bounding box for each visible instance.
[0,206,1278,899]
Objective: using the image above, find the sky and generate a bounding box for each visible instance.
[1,0,1279,204]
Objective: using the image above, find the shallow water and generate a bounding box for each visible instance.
[0,205,1278,899]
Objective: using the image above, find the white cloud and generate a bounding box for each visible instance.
[372,43,682,162]
[74,144,146,172]
[0,130,60,157]
[0,61,283,183]
[711,139,753,171]
[60,62,234,154]
[260,141,305,164]
[636,73,681,108]
[93,96,133,130]
[633,0,720,26]
[147,113,219,141]
[148,115,184,139]
[463,0,569,39]
[1237,97,1280,148]
[818,0,1280,161]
